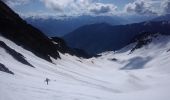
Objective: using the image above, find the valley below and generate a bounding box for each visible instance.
[1,34,170,100]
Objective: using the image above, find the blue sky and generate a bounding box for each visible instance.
[3,0,170,18]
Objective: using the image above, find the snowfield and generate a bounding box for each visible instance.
[0,35,170,100]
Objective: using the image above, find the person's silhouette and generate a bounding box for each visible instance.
[45,78,50,85]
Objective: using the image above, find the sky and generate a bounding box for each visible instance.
[2,0,170,18]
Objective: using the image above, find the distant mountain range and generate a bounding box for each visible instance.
[25,16,128,37]
[63,21,170,54]
[25,15,159,37]
[152,14,170,21]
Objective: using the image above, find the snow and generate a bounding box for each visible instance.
[1,35,170,100]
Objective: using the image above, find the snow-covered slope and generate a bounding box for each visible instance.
[1,34,170,100]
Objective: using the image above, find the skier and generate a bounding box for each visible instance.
[45,78,50,85]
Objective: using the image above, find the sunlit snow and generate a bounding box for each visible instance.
[0,35,170,100]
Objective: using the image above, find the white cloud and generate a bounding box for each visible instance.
[161,0,170,14]
[3,0,170,17]
[40,0,117,15]
[2,0,30,6]
[124,0,157,15]
[89,3,117,15]
[124,0,170,15]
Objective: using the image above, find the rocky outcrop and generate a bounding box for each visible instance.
[51,37,93,58]
[0,1,60,62]
[0,41,34,67]
[0,63,14,75]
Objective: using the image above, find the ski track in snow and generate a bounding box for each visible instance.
[1,35,170,100]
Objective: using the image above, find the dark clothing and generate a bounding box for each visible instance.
[45,78,50,85]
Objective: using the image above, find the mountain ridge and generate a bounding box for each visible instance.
[0,1,91,62]
[25,15,127,37]
[63,21,170,54]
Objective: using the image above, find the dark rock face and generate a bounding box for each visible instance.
[129,31,169,53]
[167,49,170,52]
[129,32,156,53]
[0,41,34,67]
[51,37,93,58]
[0,63,14,75]
[0,1,60,62]
[109,58,118,61]
[63,21,170,55]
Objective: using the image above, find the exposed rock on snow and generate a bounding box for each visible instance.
[0,41,34,68]
[0,63,14,74]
